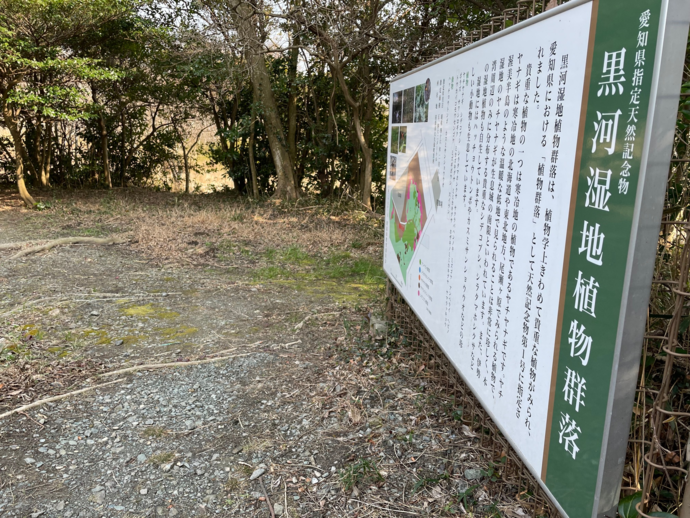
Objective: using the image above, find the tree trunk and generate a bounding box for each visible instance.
[233,0,297,200]
[99,113,112,188]
[331,63,372,209]
[16,160,35,208]
[362,56,374,192]
[296,134,307,191]
[34,121,42,182]
[181,143,190,194]
[287,36,299,191]
[40,122,52,188]
[3,104,36,207]
[216,92,233,174]
[32,116,42,185]
[230,96,239,177]
[349,112,360,189]
[120,109,127,187]
[248,104,259,198]
[208,90,229,155]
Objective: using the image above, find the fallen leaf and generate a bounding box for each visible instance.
[462,425,479,438]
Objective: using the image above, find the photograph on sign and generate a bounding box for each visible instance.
[383,0,688,516]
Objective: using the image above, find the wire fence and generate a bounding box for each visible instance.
[386,1,690,515]
[386,283,561,517]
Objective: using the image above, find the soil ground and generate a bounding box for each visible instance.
[0,188,530,518]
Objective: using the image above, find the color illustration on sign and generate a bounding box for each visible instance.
[389,150,429,282]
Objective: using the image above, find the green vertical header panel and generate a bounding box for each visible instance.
[545,1,661,516]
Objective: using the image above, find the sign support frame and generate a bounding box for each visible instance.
[387,1,690,516]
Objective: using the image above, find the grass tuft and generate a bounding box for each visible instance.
[142,426,167,438]
[339,458,384,492]
[148,451,175,466]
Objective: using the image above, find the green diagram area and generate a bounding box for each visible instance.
[389,152,427,282]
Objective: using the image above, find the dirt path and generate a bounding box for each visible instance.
[0,190,527,518]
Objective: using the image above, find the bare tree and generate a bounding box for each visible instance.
[197,0,298,200]
[171,117,212,194]
[288,0,392,209]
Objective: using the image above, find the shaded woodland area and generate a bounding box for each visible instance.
[0,0,520,209]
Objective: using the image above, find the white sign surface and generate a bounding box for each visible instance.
[384,2,592,474]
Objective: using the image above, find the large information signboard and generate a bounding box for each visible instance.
[384,0,689,516]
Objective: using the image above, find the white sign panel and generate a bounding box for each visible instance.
[385,1,591,473]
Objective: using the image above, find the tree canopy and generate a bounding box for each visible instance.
[0,0,522,207]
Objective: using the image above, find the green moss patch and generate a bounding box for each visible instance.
[155,325,198,339]
[120,304,180,319]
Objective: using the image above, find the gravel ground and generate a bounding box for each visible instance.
[0,191,530,517]
[0,342,527,518]
[1,355,278,517]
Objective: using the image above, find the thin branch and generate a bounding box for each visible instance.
[0,379,127,420]
[9,236,128,259]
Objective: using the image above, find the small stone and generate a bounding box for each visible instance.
[273,503,284,516]
[169,508,178,517]
[156,506,165,516]
[137,454,147,463]
[369,315,387,337]
[196,469,205,476]
[145,419,153,425]
[55,502,65,511]
[211,454,219,462]
[93,491,105,504]
[35,461,44,468]
[114,339,124,346]
[455,479,469,493]
[161,463,173,472]
[464,468,482,480]
[90,311,100,317]
[24,458,35,464]
[249,467,265,480]
[49,308,60,317]
[140,488,148,495]
[185,420,196,430]
[232,446,243,454]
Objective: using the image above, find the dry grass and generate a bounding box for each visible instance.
[0,187,384,268]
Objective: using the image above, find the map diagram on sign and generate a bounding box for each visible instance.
[389,150,428,283]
